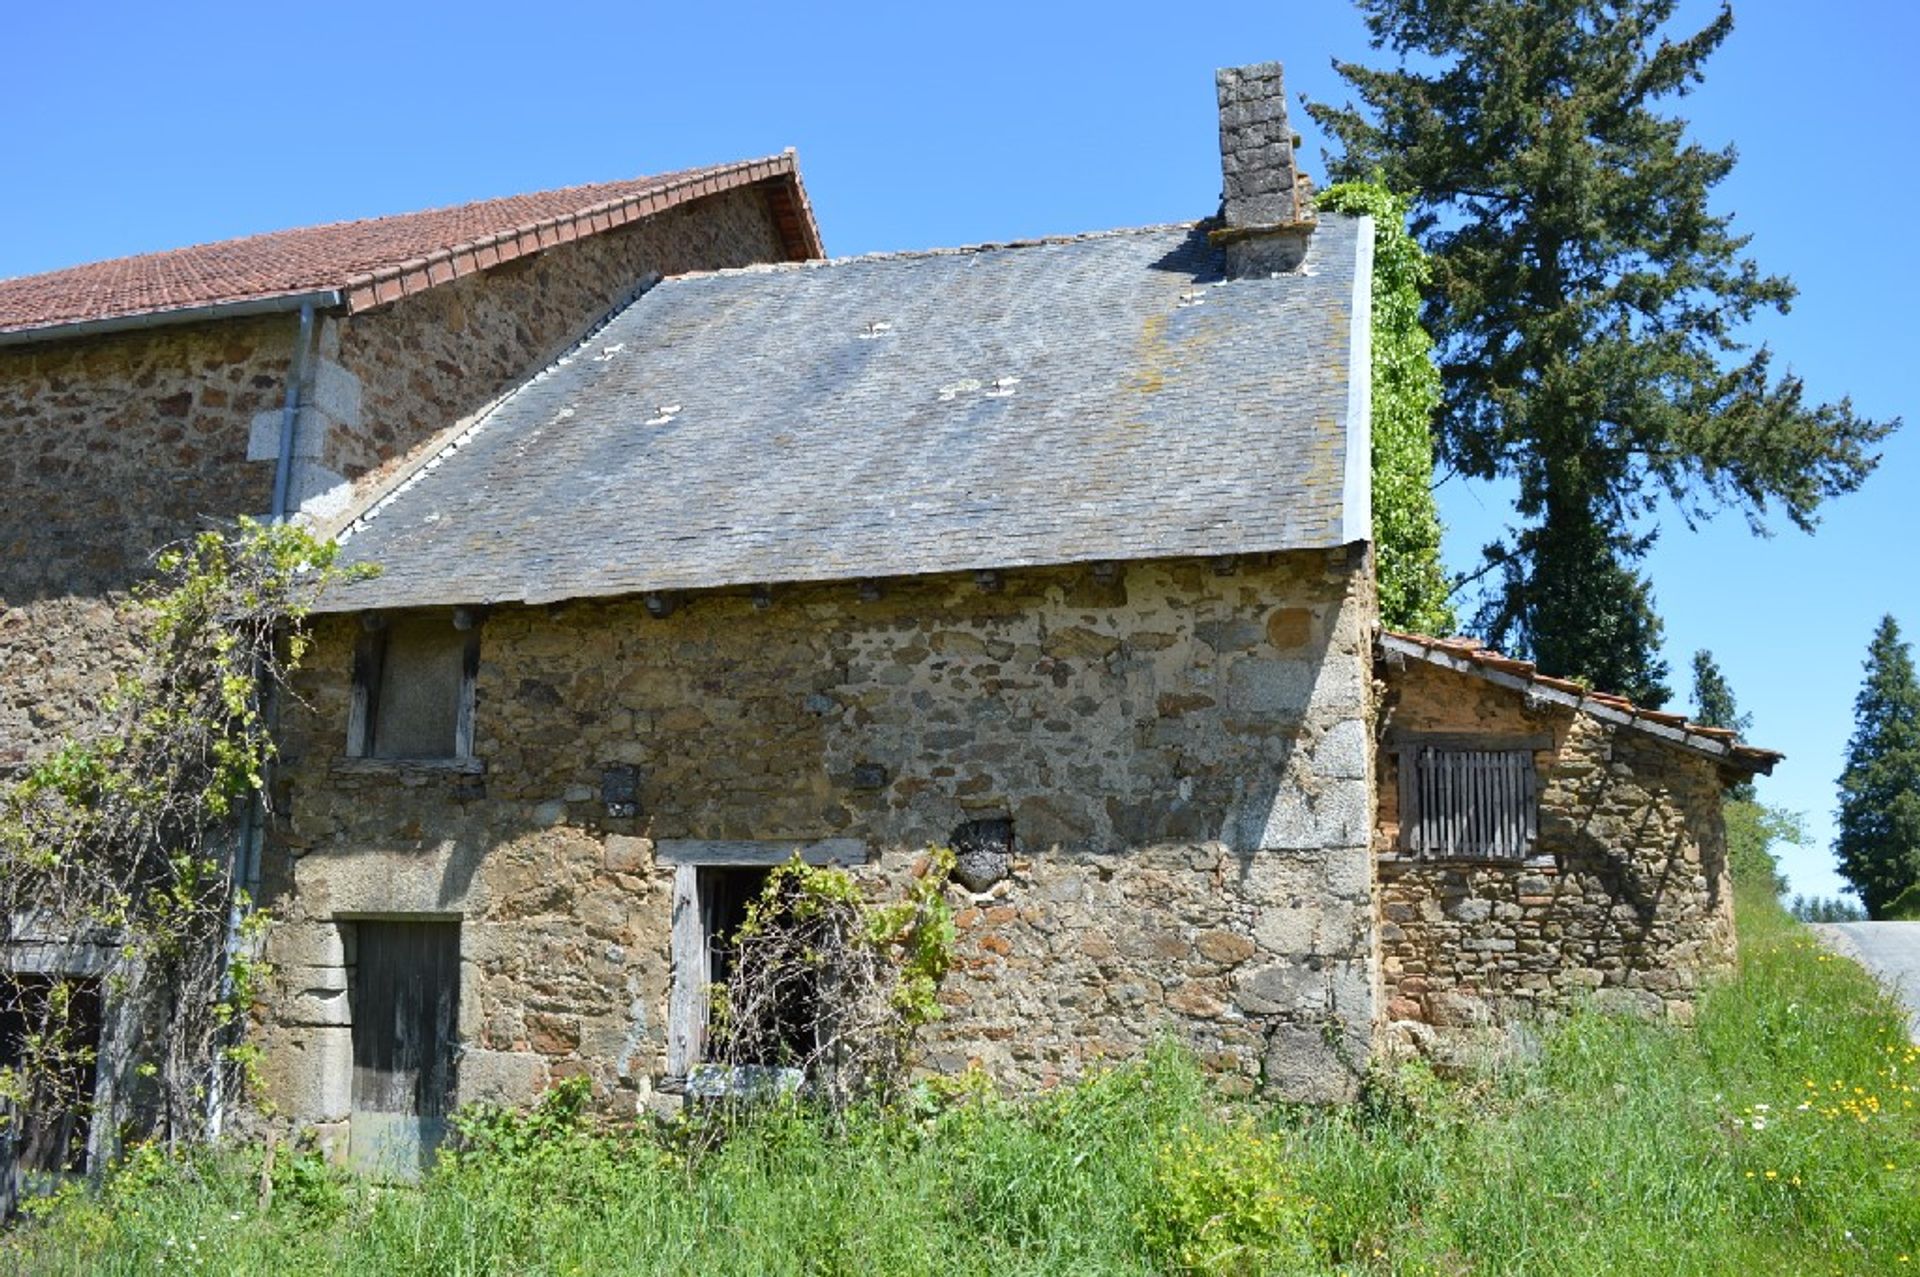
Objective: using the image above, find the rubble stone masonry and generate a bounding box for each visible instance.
[1374,659,1736,1040]
[0,185,786,769]
[255,552,1378,1144]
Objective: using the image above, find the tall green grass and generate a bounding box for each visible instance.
[10,880,1917,1275]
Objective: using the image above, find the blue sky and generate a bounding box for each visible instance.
[6,1,1913,899]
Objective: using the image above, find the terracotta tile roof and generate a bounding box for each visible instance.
[1381,630,1784,774]
[0,153,822,339]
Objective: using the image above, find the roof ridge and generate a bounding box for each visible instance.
[337,155,811,312]
[0,155,789,290]
[0,153,821,339]
[656,219,1207,284]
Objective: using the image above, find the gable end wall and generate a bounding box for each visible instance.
[0,185,788,769]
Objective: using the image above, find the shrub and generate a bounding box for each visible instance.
[1138,1121,1313,1275]
[1883,882,1920,921]
[1726,798,1801,898]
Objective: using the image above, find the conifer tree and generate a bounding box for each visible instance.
[1308,0,1896,705]
[1692,647,1753,799]
[1834,616,1920,917]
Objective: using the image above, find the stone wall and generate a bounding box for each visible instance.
[255,551,1377,1142]
[0,185,788,769]
[1374,658,1736,1039]
[0,316,296,769]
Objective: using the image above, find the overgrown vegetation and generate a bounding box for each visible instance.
[0,521,360,1160]
[710,852,956,1112]
[1885,883,1920,923]
[1725,797,1798,901]
[12,821,1917,1274]
[1316,179,1453,636]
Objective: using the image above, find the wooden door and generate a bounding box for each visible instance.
[349,921,459,1177]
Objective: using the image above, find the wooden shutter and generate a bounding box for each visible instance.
[1409,748,1537,860]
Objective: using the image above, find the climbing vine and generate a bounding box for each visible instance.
[0,520,365,1164]
[1316,180,1454,636]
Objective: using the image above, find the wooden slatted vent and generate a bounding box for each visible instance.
[1409,748,1537,860]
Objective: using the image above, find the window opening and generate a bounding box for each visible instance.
[1402,747,1538,860]
[348,612,480,762]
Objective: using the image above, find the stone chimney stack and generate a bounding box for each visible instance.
[1213,62,1316,276]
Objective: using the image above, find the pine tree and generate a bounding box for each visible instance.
[1834,616,1920,918]
[1691,648,1749,734]
[1308,0,1896,703]
[1692,647,1753,799]
[1488,511,1670,705]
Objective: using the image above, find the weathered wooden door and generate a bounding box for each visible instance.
[349,921,458,1177]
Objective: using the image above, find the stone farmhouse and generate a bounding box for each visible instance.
[0,63,1778,1176]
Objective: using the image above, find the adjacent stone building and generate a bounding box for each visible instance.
[0,152,821,1187]
[1374,633,1774,1052]
[2,62,1780,1177]
[0,154,821,769]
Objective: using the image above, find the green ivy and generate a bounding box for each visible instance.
[1316,180,1455,636]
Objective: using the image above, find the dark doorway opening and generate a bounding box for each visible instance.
[349,920,459,1177]
[0,974,102,1199]
[700,865,768,998]
[697,866,817,1068]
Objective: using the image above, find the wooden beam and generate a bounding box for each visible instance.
[654,839,867,868]
[666,864,702,1078]
[1384,731,1555,754]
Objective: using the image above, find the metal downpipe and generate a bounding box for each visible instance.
[269,302,316,523]
[211,303,316,1139]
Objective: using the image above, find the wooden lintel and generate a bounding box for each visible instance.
[655,838,867,867]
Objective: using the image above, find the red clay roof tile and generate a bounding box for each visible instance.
[0,154,821,338]
[1381,629,1784,772]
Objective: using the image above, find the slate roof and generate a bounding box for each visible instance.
[0,154,820,338]
[320,213,1373,611]
[1382,632,1783,773]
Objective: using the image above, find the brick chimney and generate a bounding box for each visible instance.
[1212,62,1315,276]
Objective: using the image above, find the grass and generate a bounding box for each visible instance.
[9,876,1918,1276]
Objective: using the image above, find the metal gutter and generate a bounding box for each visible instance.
[212,302,321,1139]
[0,289,342,350]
